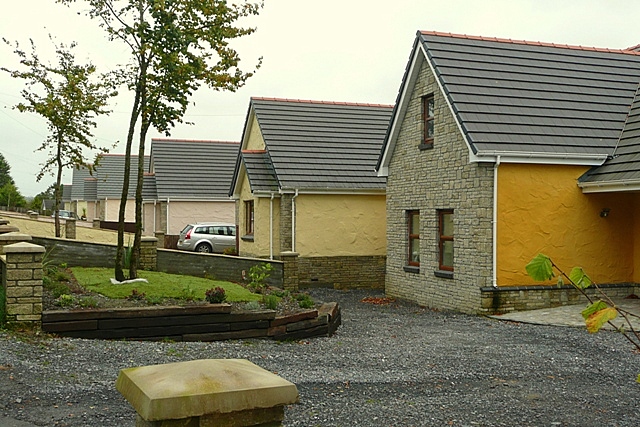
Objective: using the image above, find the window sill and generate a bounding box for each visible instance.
[403,265,420,274]
[434,270,453,279]
[241,234,254,242]
[418,142,434,151]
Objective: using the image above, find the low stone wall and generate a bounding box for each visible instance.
[42,302,341,341]
[32,236,116,268]
[480,283,640,315]
[297,255,386,289]
[157,248,284,287]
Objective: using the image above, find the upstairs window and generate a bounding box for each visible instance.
[421,94,435,149]
[407,210,420,266]
[438,210,454,271]
[245,200,254,236]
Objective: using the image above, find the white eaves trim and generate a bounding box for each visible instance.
[470,151,609,166]
[579,179,640,193]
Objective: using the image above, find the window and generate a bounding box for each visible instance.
[407,210,420,266]
[438,210,453,271]
[421,94,435,149]
[245,200,254,235]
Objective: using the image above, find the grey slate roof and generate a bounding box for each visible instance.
[379,31,640,171]
[150,139,239,199]
[420,32,640,157]
[70,167,92,200]
[236,98,393,193]
[95,154,149,199]
[241,151,279,192]
[84,178,97,201]
[580,84,640,184]
[61,184,72,202]
[143,174,157,200]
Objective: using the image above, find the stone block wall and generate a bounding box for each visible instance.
[139,236,157,271]
[297,255,386,289]
[385,59,494,314]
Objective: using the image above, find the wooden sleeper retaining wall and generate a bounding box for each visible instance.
[42,302,341,342]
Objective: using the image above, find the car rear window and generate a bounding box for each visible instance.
[180,225,194,234]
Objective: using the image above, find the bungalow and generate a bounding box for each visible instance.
[230,97,393,289]
[145,138,237,237]
[377,31,640,314]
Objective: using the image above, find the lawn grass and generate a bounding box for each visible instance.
[70,267,262,303]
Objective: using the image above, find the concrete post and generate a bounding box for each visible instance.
[92,218,101,228]
[3,242,45,326]
[139,236,158,271]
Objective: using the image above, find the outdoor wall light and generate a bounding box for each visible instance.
[600,208,610,218]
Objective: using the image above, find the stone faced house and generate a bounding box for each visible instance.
[230,97,393,289]
[377,31,640,314]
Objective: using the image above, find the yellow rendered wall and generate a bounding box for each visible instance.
[102,198,136,223]
[634,198,640,283]
[295,194,386,257]
[497,163,635,285]
[237,172,281,258]
[245,115,266,151]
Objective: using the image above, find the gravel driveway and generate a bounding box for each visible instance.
[1,288,638,427]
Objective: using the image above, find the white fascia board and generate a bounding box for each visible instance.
[469,150,608,166]
[579,180,640,193]
[279,188,385,196]
[377,46,424,177]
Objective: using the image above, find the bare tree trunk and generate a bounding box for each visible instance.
[53,138,64,238]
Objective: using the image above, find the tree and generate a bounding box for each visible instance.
[0,153,15,188]
[30,183,56,212]
[60,0,263,281]
[0,182,26,209]
[2,37,118,237]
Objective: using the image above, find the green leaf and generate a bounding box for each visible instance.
[569,267,592,289]
[581,300,609,320]
[585,307,618,333]
[525,254,554,281]
[637,373,640,384]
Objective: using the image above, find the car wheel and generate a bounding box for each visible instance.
[195,243,212,253]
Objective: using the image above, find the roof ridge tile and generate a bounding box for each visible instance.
[151,138,238,145]
[420,30,640,56]
[251,96,394,109]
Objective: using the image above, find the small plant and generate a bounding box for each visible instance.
[263,294,279,310]
[79,297,98,308]
[243,301,261,311]
[123,239,133,269]
[296,293,315,309]
[59,262,68,269]
[247,263,273,293]
[223,247,237,256]
[126,289,146,301]
[146,295,164,305]
[179,286,197,301]
[57,294,75,308]
[205,287,227,304]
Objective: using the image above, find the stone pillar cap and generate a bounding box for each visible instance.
[116,359,299,422]
[141,236,158,242]
[3,242,45,253]
[0,232,32,242]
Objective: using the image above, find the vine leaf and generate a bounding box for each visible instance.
[525,254,554,281]
[583,303,618,333]
[569,267,592,289]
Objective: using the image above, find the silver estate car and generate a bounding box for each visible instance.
[177,223,236,253]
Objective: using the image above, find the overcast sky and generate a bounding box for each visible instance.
[1,0,639,197]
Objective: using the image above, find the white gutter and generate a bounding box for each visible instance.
[291,189,299,252]
[579,179,640,193]
[153,200,156,234]
[269,193,274,260]
[470,150,608,166]
[492,156,500,288]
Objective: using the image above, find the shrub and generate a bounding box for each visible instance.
[247,263,273,293]
[205,287,227,304]
[179,286,197,301]
[243,301,261,311]
[296,293,315,309]
[263,294,279,310]
[79,297,98,308]
[223,247,237,256]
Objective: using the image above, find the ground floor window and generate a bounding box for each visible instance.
[438,209,453,271]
